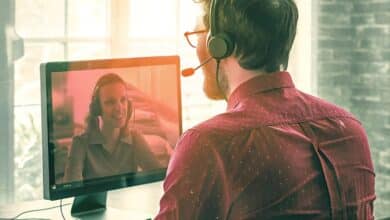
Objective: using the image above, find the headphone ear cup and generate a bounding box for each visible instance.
[207,33,234,59]
[90,97,101,117]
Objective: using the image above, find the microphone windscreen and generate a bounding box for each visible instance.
[181,68,195,77]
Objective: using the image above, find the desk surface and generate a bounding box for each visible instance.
[0,181,163,220]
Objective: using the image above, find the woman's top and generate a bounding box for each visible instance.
[63,129,162,182]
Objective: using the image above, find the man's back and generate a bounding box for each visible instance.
[156,72,375,220]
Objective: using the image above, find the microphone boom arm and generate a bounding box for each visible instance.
[181,57,213,77]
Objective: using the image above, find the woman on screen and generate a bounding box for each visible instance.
[63,73,162,182]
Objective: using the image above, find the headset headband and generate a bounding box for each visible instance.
[207,0,234,60]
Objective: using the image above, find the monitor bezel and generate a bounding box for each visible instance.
[40,55,182,200]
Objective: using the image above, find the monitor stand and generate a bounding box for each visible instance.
[71,192,107,217]
[70,192,153,220]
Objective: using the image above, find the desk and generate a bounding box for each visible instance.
[0,181,163,220]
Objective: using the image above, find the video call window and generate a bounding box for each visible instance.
[42,56,181,191]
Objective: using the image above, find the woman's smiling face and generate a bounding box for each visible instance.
[99,82,129,129]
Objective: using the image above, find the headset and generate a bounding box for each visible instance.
[207,0,235,60]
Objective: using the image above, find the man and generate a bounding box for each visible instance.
[155,0,376,219]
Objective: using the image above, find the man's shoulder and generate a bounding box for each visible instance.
[190,111,247,137]
[302,92,358,121]
[180,91,362,143]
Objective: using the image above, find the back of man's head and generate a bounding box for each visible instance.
[198,0,299,73]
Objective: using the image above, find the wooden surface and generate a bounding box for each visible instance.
[0,181,163,220]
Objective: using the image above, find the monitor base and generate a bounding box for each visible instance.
[71,192,107,217]
[70,192,153,220]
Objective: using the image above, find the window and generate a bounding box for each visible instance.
[5,0,226,205]
[13,0,110,203]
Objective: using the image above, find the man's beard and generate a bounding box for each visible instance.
[203,65,229,100]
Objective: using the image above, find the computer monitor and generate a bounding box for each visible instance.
[40,55,182,217]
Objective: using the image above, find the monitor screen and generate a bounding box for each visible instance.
[40,55,182,200]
